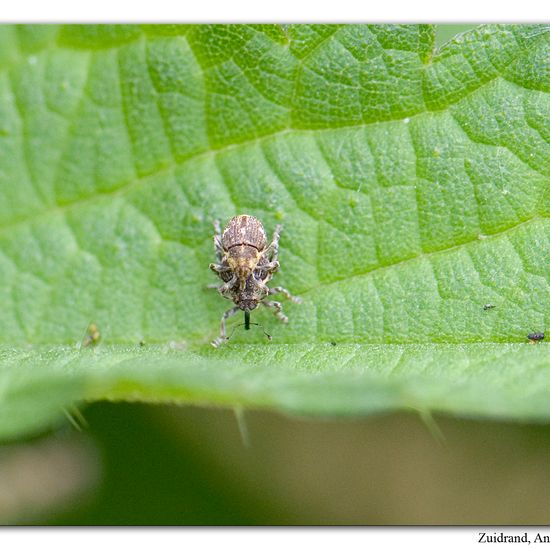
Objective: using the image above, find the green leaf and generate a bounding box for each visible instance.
[0,24,549,439]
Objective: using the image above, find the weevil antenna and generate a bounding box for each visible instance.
[227,321,272,342]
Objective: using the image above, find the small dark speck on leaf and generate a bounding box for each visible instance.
[483,304,495,310]
[527,332,545,343]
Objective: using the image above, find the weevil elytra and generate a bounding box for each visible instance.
[209,214,301,348]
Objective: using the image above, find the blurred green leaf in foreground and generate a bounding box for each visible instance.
[0,24,548,440]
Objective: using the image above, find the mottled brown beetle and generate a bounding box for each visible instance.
[209,214,301,347]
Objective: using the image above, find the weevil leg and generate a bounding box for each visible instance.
[218,275,237,296]
[213,220,224,262]
[268,286,302,304]
[265,224,283,262]
[212,306,240,348]
[263,260,280,273]
[209,262,231,275]
[206,284,220,290]
[214,237,224,261]
[262,300,288,324]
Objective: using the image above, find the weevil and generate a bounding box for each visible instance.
[209,214,301,348]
